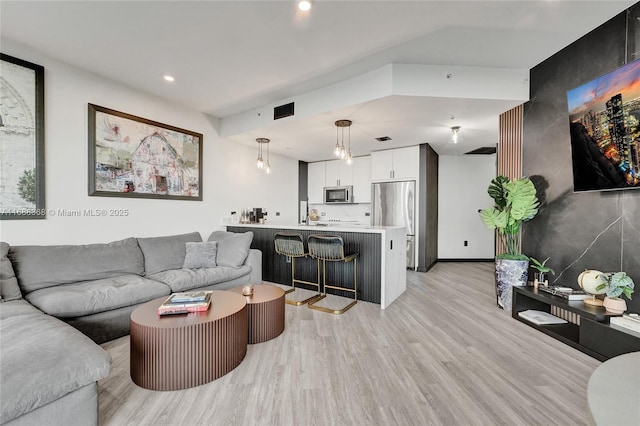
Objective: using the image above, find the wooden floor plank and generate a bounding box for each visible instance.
[99,262,600,425]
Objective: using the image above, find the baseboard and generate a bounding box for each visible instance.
[437,258,494,262]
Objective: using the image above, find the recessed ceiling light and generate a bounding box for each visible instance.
[163,75,175,82]
[298,1,312,12]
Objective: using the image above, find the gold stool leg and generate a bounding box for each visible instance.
[285,256,324,306]
[308,258,357,315]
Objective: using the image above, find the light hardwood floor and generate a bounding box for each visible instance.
[99,262,600,425]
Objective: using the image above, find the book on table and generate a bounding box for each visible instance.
[537,286,591,301]
[158,291,213,315]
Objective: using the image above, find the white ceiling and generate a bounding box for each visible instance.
[1,0,636,161]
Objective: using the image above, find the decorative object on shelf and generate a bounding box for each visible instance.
[596,272,635,314]
[479,175,540,311]
[1,54,45,220]
[255,138,271,174]
[530,256,554,290]
[88,104,203,200]
[333,119,353,165]
[242,284,254,296]
[450,126,463,144]
[577,269,608,306]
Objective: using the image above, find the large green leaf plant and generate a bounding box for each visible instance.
[479,176,540,260]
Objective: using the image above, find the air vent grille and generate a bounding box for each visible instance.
[375,136,392,142]
[465,146,496,155]
[274,102,294,120]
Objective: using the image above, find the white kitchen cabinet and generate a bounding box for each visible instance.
[371,146,419,181]
[352,156,371,203]
[307,161,325,204]
[325,159,353,187]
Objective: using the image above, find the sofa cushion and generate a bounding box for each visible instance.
[9,238,145,294]
[0,242,22,301]
[183,241,218,269]
[24,275,171,318]
[0,299,41,319]
[0,312,111,424]
[207,231,254,267]
[137,232,202,275]
[148,265,251,292]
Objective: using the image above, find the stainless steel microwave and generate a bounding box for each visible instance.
[324,186,353,204]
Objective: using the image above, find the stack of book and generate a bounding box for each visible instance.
[538,285,590,301]
[158,291,213,316]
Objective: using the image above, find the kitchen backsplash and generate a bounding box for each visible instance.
[308,203,371,224]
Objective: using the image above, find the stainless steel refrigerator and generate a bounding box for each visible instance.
[371,180,416,269]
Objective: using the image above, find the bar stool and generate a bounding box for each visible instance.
[307,234,358,315]
[273,232,324,306]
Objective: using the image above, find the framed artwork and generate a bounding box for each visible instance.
[88,104,203,201]
[0,53,45,220]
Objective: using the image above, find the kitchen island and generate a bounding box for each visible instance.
[226,224,407,309]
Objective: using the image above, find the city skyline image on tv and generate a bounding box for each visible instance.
[567,58,640,192]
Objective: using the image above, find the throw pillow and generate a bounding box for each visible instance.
[183,242,218,269]
[0,242,22,301]
[207,231,253,268]
[137,232,202,275]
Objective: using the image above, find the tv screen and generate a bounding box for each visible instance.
[567,59,640,192]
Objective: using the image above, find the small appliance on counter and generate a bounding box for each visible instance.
[240,207,267,224]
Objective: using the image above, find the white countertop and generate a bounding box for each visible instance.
[226,223,405,234]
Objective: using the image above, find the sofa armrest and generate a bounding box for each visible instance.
[245,249,262,284]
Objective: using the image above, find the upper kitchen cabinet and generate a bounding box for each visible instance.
[307,161,325,204]
[325,159,353,187]
[371,146,419,181]
[352,156,371,203]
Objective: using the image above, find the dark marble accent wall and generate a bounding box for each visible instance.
[523,5,640,312]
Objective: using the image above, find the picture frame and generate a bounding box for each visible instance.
[88,104,203,201]
[0,53,45,220]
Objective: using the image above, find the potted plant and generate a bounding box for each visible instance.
[530,257,554,289]
[479,175,540,310]
[596,271,635,314]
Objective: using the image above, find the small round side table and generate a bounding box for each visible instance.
[229,283,285,344]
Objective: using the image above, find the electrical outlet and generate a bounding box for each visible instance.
[464,241,468,247]
[321,212,326,216]
[286,256,291,263]
[276,212,280,216]
[365,212,370,216]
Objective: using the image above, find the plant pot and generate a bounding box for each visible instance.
[495,258,529,311]
[603,297,627,314]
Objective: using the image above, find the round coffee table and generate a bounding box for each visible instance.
[130,290,247,391]
[229,283,285,344]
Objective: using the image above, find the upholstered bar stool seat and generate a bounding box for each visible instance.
[274,232,323,306]
[307,234,358,315]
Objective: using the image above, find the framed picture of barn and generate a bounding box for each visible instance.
[88,104,203,201]
[0,53,45,220]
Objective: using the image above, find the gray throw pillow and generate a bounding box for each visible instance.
[183,242,218,269]
[0,242,22,301]
[207,231,253,268]
[137,232,202,275]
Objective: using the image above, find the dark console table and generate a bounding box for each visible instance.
[512,286,640,361]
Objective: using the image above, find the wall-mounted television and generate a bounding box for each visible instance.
[567,59,640,192]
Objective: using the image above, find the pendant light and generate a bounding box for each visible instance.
[334,119,353,164]
[450,126,463,144]
[256,138,271,173]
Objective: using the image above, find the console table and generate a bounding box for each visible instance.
[512,286,640,361]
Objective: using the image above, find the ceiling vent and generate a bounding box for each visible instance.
[273,102,294,120]
[465,146,496,155]
[375,136,392,142]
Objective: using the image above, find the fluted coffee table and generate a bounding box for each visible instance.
[130,290,247,391]
[229,283,285,344]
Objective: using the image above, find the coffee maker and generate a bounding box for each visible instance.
[249,208,265,223]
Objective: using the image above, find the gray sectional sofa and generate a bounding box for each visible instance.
[0,230,261,425]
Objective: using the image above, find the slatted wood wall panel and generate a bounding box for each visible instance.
[498,104,523,179]
[496,104,524,255]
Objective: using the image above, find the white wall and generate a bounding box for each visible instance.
[0,41,299,245]
[438,154,496,259]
